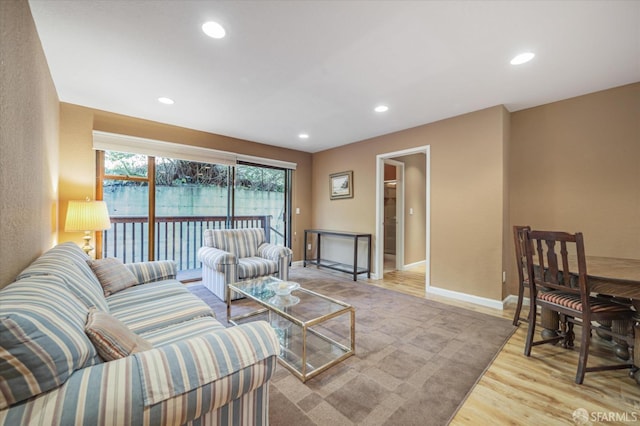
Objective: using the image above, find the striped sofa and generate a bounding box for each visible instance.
[198,229,293,302]
[0,242,279,425]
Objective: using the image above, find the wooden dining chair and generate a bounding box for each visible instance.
[523,229,635,384]
[512,225,531,326]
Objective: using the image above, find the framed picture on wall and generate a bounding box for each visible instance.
[330,170,353,200]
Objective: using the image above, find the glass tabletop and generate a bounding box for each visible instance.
[229,276,351,324]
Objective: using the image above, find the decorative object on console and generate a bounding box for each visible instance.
[329,170,353,199]
[64,198,111,256]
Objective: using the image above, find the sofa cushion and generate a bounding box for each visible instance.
[85,308,153,361]
[140,316,225,347]
[16,242,109,312]
[106,280,193,311]
[87,257,138,296]
[238,257,278,279]
[0,276,100,409]
[107,281,215,334]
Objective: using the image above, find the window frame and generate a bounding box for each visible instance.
[96,151,292,261]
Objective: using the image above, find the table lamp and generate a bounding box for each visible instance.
[64,198,112,256]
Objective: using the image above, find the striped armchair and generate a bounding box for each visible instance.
[198,228,293,301]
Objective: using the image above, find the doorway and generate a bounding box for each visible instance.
[375,146,430,290]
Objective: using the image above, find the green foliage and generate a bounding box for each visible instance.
[235,165,285,192]
[155,158,230,187]
[104,151,147,177]
[104,151,285,192]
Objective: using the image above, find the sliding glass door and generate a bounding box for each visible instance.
[98,151,291,273]
[234,163,289,245]
[100,151,150,264]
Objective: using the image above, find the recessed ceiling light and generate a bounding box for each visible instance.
[374,105,389,113]
[510,52,535,65]
[298,133,309,139]
[202,21,226,39]
[158,97,174,105]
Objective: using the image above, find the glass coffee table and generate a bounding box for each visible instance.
[227,276,355,382]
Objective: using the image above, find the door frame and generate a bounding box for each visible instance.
[375,146,430,290]
[383,158,405,271]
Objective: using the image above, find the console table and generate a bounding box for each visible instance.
[303,229,371,281]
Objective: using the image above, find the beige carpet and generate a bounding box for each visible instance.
[189,267,515,425]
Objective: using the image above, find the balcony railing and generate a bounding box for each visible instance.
[102,215,281,271]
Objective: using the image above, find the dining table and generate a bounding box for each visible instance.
[539,255,640,383]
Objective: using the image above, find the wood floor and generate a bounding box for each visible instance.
[365,266,640,425]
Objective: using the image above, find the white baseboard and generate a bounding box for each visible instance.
[403,260,426,270]
[294,261,526,312]
[427,285,505,310]
[503,294,530,307]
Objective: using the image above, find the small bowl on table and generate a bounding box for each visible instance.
[268,281,300,296]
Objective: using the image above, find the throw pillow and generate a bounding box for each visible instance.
[0,276,99,409]
[85,308,153,361]
[87,257,138,296]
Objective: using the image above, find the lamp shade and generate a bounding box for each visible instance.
[64,200,112,232]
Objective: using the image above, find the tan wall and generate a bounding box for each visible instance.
[58,105,313,260]
[58,104,96,245]
[312,106,507,301]
[0,0,59,288]
[501,107,511,299]
[507,83,640,297]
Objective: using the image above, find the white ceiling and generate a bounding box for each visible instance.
[29,0,640,153]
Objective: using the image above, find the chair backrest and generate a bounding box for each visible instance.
[513,225,531,285]
[203,228,266,257]
[524,230,588,300]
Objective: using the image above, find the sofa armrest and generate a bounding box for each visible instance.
[0,322,279,425]
[135,321,279,405]
[125,260,177,284]
[198,246,237,272]
[258,242,293,261]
